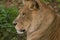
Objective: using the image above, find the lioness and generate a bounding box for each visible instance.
[13,0,60,40]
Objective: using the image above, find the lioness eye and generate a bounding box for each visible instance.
[22,13,25,17]
[23,13,25,15]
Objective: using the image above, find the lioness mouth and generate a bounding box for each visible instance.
[17,30,25,34]
[16,28,26,34]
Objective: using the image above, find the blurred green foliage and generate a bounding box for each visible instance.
[0,5,18,40]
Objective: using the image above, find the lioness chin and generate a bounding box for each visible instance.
[13,0,60,40]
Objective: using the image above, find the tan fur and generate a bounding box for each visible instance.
[13,0,60,40]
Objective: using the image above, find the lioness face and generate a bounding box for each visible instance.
[13,0,40,34]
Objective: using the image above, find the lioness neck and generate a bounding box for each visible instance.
[27,10,60,40]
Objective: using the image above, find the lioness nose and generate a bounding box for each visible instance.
[13,22,17,26]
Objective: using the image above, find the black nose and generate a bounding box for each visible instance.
[13,22,17,26]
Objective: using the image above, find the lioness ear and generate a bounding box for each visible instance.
[35,0,48,9]
[34,1,40,9]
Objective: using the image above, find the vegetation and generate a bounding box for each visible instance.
[0,0,60,40]
[0,5,18,40]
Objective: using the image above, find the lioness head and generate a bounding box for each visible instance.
[13,0,52,34]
